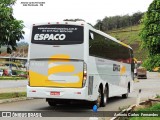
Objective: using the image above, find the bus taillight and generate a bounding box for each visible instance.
[83,62,87,87]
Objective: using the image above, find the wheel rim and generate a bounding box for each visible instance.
[103,88,107,104]
[97,88,101,107]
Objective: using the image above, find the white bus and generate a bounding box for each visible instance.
[27,21,134,107]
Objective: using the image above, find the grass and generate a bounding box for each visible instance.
[134,78,140,83]
[107,25,141,44]
[106,25,148,61]
[130,103,160,120]
[0,76,27,80]
[130,117,160,120]
[119,105,130,111]
[0,92,26,100]
[13,70,27,75]
[156,94,160,98]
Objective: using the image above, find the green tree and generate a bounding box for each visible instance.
[94,12,143,32]
[0,0,24,54]
[140,0,160,55]
[140,0,160,70]
[94,19,103,30]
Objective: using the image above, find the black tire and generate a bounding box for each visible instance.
[48,101,56,106]
[94,87,102,108]
[122,86,129,99]
[101,87,108,107]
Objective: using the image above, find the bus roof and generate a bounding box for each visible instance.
[32,21,86,26]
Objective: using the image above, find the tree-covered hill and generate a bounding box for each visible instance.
[107,25,148,61]
[94,12,143,31]
[94,12,148,61]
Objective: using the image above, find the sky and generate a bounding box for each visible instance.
[13,0,154,42]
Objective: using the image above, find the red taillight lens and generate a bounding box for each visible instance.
[84,70,87,78]
[83,62,87,87]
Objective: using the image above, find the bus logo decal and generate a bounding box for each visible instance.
[113,64,120,71]
[34,34,66,40]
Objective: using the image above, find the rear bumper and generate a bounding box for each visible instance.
[27,85,91,101]
[137,72,147,77]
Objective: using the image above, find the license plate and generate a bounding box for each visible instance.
[50,91,60,96]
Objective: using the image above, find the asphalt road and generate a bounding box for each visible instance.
[0,72,160,120]
[0,80,27,88]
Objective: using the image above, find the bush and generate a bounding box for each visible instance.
[142,54,160,71]
[12,70,27,76]
[0,76,26,80]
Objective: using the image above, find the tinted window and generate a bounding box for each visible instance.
[31,25,83,45]
[89,30,131,63]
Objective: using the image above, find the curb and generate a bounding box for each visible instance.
[110,104,137,120]
[110,97,157,120]
[0,97,33,104]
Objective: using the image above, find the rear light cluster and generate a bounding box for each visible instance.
[82,62,87,87]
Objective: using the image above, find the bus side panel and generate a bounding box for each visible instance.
[88,56,132,98]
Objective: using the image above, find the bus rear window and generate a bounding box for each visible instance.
[31,25,84,45]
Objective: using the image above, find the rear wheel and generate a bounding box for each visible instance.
[101,87,108,107]
[46,99,57,106]
[94,87,102,108]
[48,101,56,106]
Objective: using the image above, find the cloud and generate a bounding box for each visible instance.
[13,0,153,43]
[13,0,153,25]
[23,27,31,41]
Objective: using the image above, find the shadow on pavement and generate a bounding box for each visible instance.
[34,96,127,112]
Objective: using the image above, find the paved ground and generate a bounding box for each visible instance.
[0,87,26,93]
[0,80,27,93]
[0,80,27,88]
[0,72,159,120]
